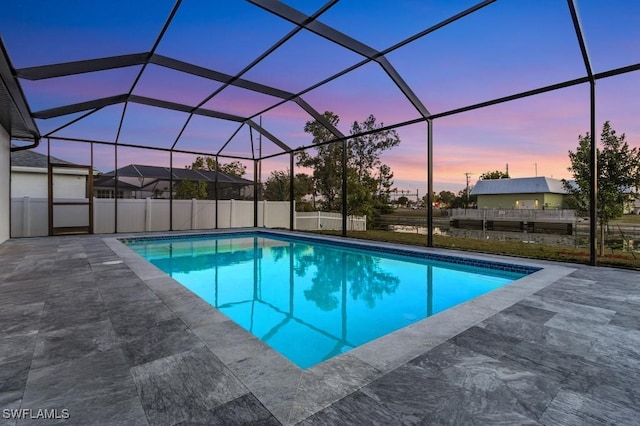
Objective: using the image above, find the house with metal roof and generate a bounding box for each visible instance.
[471,177,569,210]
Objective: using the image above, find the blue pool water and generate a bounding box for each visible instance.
[124,232,535,369]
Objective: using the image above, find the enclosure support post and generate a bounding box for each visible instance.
[342,139,347,237]
[567,0,597,265]
[214,155,219,229]
[427,119,434,247]
[114,144,118,233]
[289,153,295,231]
[169,151,173,231]
[254,160,258,227]
[47,139,52,236]
[589,82,597,265]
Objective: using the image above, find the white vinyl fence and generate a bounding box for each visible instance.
[295,211,367,231]
[10,197,366,237]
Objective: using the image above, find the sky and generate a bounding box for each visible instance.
[2,0,639,194]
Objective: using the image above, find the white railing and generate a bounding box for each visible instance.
[10,197,366,237]
[295,211,367,231]
[449,208,576,221]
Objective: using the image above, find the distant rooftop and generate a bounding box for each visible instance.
[101,164,253,185]
[472,177,567,196]
[10,147,70,168]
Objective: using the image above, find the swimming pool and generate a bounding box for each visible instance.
[123,232,538,368]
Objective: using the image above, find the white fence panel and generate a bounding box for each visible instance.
[148,199,170,231]
[94,199,115,233]
[233,200,254,227]
[263,201,290,229]
[116,199,146,232]
[217,200,232,228]
[171,200,192,231]
[53,205,89,228]
[347,215,367,231]
[194,200,216,229]
[10,197,48,237]
[11,197,363,237]
[10,199,24,237]
[295,211,366,231]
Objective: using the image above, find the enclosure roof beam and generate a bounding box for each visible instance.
[248,0,431,118]
[376,56,430,118]
[150,54,295,99]
[48,135,256,161]
[293,97,345,139]
[128,95,247,122]
[15,53,149,80]
[246,119,291,152]
[248,0,377,58]
[15,52,298,101]
[567,0,594,81]
[32,94,128,119]
[32,93,248,123]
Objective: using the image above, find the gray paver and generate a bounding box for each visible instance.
[1,233,639,425]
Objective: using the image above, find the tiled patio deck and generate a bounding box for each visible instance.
[1,233,639,425]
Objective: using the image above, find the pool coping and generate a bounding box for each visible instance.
[104,228,575,425]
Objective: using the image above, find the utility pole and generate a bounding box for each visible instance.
[464,172,473,209]
[533,162,537,177]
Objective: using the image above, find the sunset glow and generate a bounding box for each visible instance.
[2,0,638,194]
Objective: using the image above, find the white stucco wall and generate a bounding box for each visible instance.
[0,125,10,243]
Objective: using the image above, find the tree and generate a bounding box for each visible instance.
[437,190,456,207]
[189,156,246,177]
[450,187,476,209]
[397,196,409,206]
[298,112,343,211]
[348,115,401,182]
[262,170,289,201]
[262,170,314,203]
[479,170,510,180]
[562,121,640,255]
[375,164,395,203]
[174,178,208,200]
[298,111,400,222]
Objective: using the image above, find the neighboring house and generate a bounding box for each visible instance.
[10,148,88,198]
[472,177,568,210]
[93,164,254,200]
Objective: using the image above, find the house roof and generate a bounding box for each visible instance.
[101,164,253,186]
[471,177,568,196]
[92,177,140,190]
[10,147,71,168]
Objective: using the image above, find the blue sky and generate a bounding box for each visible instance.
[1,0,639,193]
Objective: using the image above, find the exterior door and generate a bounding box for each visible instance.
[48,163,93,235]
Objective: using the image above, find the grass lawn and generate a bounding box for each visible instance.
[315,230,640,269]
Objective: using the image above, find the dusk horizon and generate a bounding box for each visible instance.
[2,0,638,195]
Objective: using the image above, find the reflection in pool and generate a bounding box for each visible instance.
[126,234,528,368]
